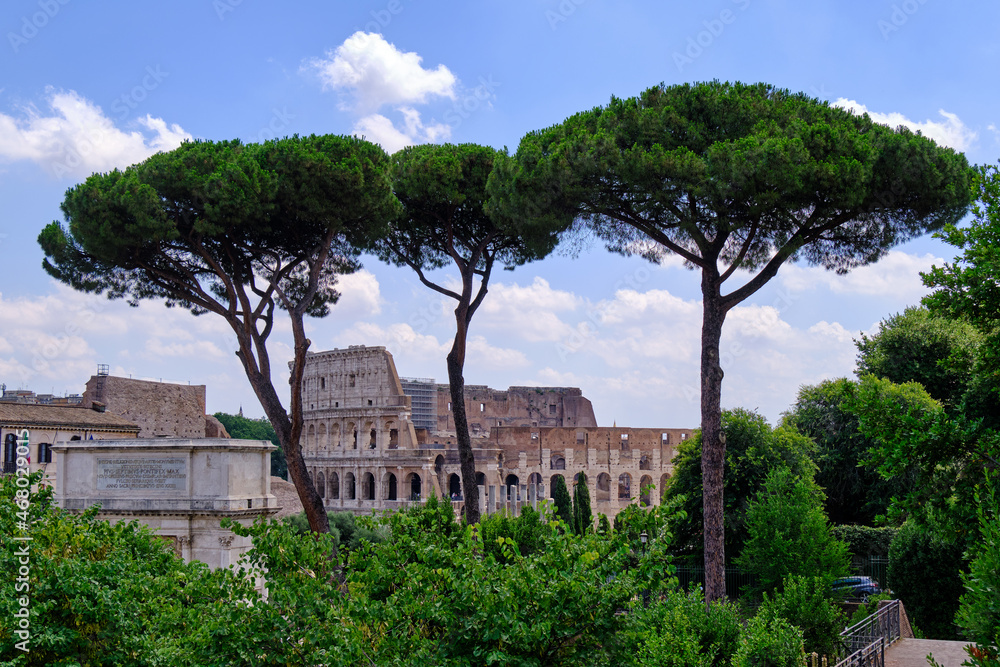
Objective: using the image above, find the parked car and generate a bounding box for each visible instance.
[832,576,882,600]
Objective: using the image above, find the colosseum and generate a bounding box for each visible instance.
[300,345,692,523]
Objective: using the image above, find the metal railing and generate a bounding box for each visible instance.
[834,600,901,667]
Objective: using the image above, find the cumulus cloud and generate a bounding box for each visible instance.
[778,251,942,302]
[475,277,580,343]
[0,89,192,178]
[306,32,457,154]
[333,269,383,318]
[307,32,456,113]
[833,98,976,151]
[353,107,451,154]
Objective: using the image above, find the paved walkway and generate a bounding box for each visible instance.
[885,639,972,667]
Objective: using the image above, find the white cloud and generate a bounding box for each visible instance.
[307,32,456,113]
[476,277,580,343]
[833,98,976,151]
[353,107,451,154]
[333,269,382,318]
[0,89,192,178]
[778,251,942,302]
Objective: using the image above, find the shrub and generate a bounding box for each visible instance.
[758,575,846,657]
[551,474,574,529]
[955,479,1000,665]
[612,588,741,667]
[830,525,899,558]
[887,520,966,639]
[733,614,805,667]
[735,467,850,596]
[573,471,592,534]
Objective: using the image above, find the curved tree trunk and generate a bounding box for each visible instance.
[449,329,481,525]
[701,276,728,604]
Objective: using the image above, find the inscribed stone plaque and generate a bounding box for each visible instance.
[96,458,187,491]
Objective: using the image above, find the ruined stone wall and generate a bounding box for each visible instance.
[82,376,208,439]
[435,385,598,435]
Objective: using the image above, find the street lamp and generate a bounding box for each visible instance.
[640,530,648,554]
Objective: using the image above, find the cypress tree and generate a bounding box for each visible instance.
[573,472,593,534]
[551,475,574,530]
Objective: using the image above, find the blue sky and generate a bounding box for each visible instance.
[1,0,997,428]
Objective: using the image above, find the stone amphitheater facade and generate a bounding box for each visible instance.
[300,345,692,522]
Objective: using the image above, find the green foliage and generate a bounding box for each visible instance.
[735,467,849,596]
[0,472,222,665]
[665,408,817,559]
[215,410,286,479]
[573,472,592,534]
[757,575,846,657]
[847,374,987,542]
[478,506,549,564]
[956,477,1000,665]
[887,520,966,639]
[855,306,983,414]
[830,525,899,558]
[551,474,574,530]
[924,163,1000,401]
[784,379,917,525]
[848,591,893,626]
[597,513,611,535]
[731,614,805,667]
[612,588,741,667]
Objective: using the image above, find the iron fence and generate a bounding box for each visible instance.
[834,600,901,667]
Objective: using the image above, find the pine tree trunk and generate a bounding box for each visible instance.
[701,279,728,604]
[448,334,481,525]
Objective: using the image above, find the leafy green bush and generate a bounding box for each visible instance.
[848,592,893,626]
[887,520,966,639]
[956,478,1000,665]
[551,474,574,529]
[758,575,846,656]
[830,525,900,558]
[573,471,592,534]
[732,615,805,667]
[478,506,549,563]
[612,588,741,667]
[735,467,850,596]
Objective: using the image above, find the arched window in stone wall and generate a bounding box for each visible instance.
[383,472,398,501]
[639,454,651,470]
[307,424,316,452]
[659,473,670,497]
[639,474,653,507]
[330,472,340,500]
[331,422,341,447]
[550,453,566,470]
[405,472,421,501]
[434,455,445,475]
[449,473,461,499]
[386,420,398,449]
[596,473,611,501]
[347,422,357,450]
[365,421,376,449]
[476,471,486,486]
[505,474,520,501]
[345,472,356,500]
[618,472,632,500]
[318,423,327,452]
[317,472,326,499]
[362,472,375,500]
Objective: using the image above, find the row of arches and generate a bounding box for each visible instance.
[313,469,423,502]
[304,419,400,452]
[547,451,658,471]
[541,472,669,507]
